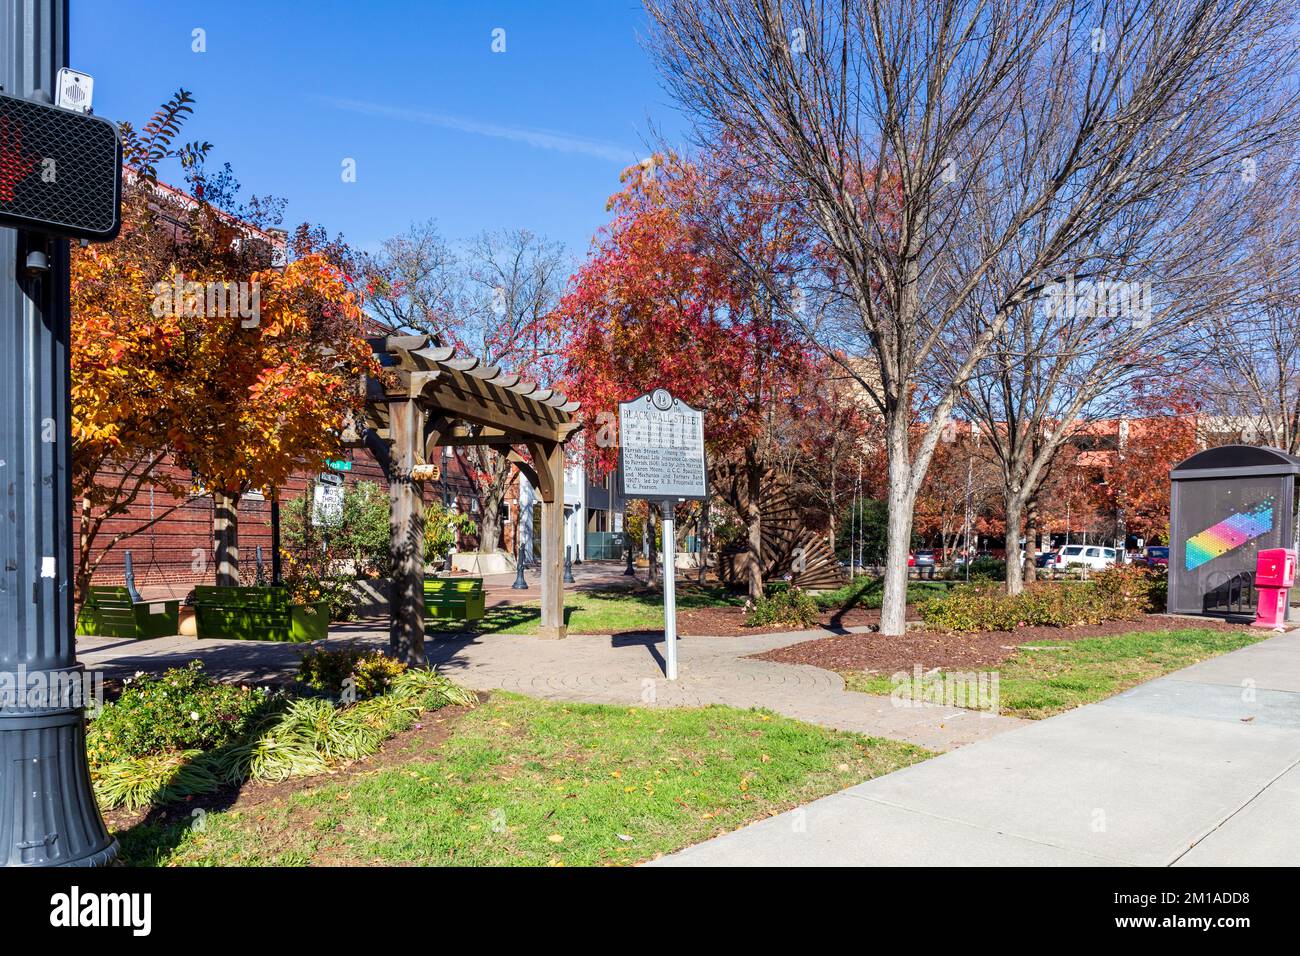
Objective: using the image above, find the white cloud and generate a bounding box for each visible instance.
[325,97,640,165]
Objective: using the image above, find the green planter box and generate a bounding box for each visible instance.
[289,601,330,642]
[194,585,328,642]
[75,586,179,639]
[423,576,485,621]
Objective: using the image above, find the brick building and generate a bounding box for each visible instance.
[76,448,524,597]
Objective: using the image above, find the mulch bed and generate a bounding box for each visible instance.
[102,697,481,836]
[750,615,1255,674]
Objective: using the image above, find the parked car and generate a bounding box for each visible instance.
[1135,545,1170,569]
[1035,550,1058,568]
[910,549,938,578]
[1053,544,1119,571]
[953,550,994,567]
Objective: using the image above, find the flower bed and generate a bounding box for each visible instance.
[88,658,474,811]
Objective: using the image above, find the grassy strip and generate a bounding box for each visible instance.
[427,586,744,636]
[840,627,1263,719]
[92,670,475,811]
[428,578,954,637]
[116,694,931,867]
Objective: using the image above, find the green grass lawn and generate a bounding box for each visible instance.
[841,627,1264,719]
[116,694,930,866]
[428,585,744,636]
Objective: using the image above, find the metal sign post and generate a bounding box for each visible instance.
[618,388,707,681]
[660,500,679,679]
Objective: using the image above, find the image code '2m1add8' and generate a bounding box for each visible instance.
[0,92,121,241]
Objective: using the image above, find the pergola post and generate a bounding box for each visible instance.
[530,440,568,639]
[388,398,427,665]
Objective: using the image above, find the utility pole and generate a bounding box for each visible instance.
[0,0,117,865]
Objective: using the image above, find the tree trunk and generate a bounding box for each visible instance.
[1004,494,1025,596]
[698,496,709,584]
[213,490,241,586]
[744,449,764,602]
[646,506,659,589]
[476,454,513,553]
[479,494,502,554]
[76,496,92,612]
[1023,503,1039,588]
[880,418,917,636]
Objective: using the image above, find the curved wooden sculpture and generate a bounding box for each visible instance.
[711,463,847,591]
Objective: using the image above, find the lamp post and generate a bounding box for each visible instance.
[0,0,118,866]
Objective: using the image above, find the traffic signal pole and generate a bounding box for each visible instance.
[0,0,116,866]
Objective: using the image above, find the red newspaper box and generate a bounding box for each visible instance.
[1255,548,1295,588]
[1254,548,1296,628]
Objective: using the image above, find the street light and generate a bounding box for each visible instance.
[0,0,122,866]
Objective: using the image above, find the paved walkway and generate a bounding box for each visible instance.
[652,627,1300,866]
[77,622,1024,752]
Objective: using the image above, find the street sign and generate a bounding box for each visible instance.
[327,458,353,472]
[0,91,122,241]
[617,388,707,502]
[616,389,708,682]
[312,481,344,527]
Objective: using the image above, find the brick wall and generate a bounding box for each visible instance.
[77,449,522,593]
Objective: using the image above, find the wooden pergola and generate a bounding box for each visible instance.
[357,335,580,664]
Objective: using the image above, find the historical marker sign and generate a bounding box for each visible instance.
[618,388,707,502]
[616,388,706,682]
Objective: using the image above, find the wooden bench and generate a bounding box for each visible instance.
[76,586,179,639]
[423,577,485,621]
[193,586,328,642]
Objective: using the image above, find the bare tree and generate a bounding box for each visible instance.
[457,229,568,552]
[646,0,1300,632]
[1199,157,1300,453]
[363,225,568,555]
[945,157,1272,593]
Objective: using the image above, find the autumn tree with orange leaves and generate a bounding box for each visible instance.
[72,91,375,597]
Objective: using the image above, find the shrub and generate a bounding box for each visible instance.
[965,557,1007,581]
[87,661,278,765]
[281,479,393,578]
[298,644,407,700]
[746,586,820,629]
[919,573,1156,633]
[1093,563,1166,615]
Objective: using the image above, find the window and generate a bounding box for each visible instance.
[1103,548,1116,559]
[1086,548,1101,558]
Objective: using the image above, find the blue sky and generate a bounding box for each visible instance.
[71,0,681,260]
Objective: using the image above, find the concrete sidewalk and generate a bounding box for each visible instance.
[652,628,1300,867]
